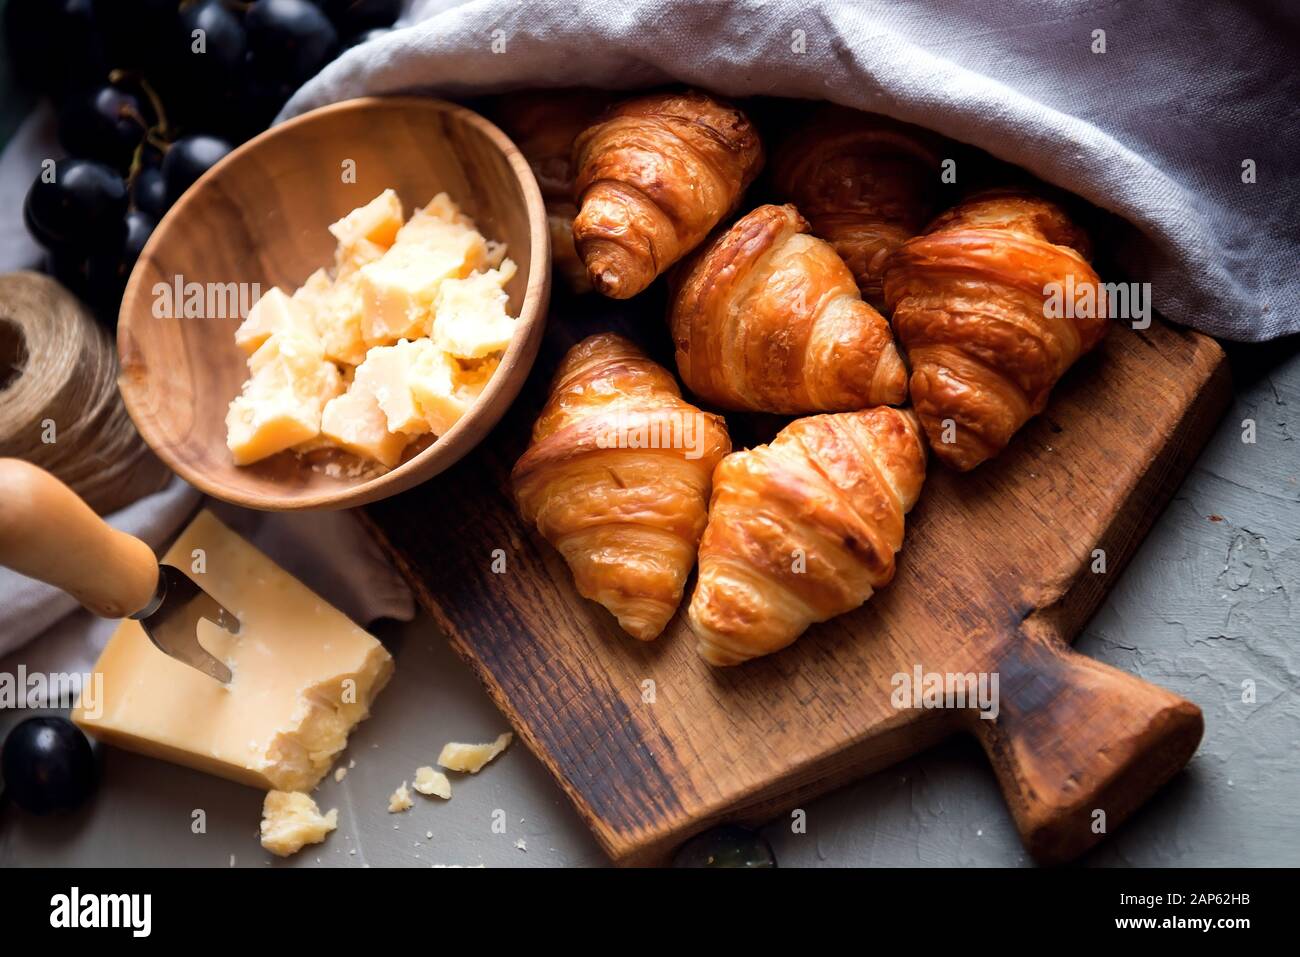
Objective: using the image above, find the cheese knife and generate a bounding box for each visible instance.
[0,459,238,683]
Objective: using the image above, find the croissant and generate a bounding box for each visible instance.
[512,333,730,640]
[883,188,1108,471]
[493,89,613,294]
[772,106,944,307]
[670,203,907,414]
[688,407,927,665]
[572,89,764,299]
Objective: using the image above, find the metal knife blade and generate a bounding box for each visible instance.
[131,565,240,683]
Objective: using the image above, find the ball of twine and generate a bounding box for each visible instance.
[0,271,172,515]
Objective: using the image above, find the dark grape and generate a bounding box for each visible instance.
[1,717,97,815]
[161,134,233,207]
[24,159,129,252]
[85,209,157,309]
[178,0,247,79]
[57,85,150,171]
[102,0,179,70]
[4,0,111,95]
[324,0,401,33]
[245,0,339,85]
[132,166,169,219]
[238,55,298,133]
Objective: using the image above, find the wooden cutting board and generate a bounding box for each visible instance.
[363,288,1230,866]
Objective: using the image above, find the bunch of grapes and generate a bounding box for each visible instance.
[9,0,401,322]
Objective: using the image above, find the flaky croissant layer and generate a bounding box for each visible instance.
[772,106,944,307]
[572,90,764,299]
[883,189,1109,471]
[671,203,907,414]
[688,407,927,665]
[493,89,614,295]
[513,333,730,641]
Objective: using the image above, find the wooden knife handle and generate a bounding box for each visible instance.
[968,631,1203,864]
[0,458,159,619]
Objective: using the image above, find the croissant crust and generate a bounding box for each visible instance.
[883,189,1108,471]
[688,407,926,665]
[572,90,764,299]
[772,107,943,307]
[494,89,614,294]
[670,203,907,414]
[513,333,730,640]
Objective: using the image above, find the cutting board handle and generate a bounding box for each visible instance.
[0,458,159,619]
[969,630,1203,864]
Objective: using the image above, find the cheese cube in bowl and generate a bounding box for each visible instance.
[116,96,549,511]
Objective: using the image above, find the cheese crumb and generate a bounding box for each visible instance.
[437,732,513,774]
[334,766,348,783]
[260,791,338,858]
[388,782,413,813]
[413,765,452,799]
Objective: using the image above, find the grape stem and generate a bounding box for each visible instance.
[109,69,173,144]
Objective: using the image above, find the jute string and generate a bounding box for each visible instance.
[0,271,172,515]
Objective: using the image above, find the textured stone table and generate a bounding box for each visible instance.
[2,339,1296,867]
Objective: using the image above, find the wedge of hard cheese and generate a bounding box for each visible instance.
[72,510,393,792]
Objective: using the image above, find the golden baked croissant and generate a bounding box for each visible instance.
[572,89,764,299]
[688,407,927,665]
[670,203,907,413]
[883,188,1108,471]
[772,106,944,307]
[493,89,613,294]
[512,333,730,640]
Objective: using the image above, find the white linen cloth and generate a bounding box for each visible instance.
[284,0,1299,342]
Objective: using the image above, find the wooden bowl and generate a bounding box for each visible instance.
[117,96,549,510]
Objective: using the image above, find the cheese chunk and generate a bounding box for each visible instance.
[352,338,441,435]
[455,355,500,394]
[437,733,512,774]
[314,272,368,366]
[72,511,394,792]
[432,261,519,359]
[234,287,314,355]
[334,237,386,279]
[320,386,410,467]
[388,782,413,813]
[408,344,469,437]
[226,329,343,465]
[328,188,403,249]
[260,791,338,857]
[413,766,452,799]
[227,189,514,469]
[358,240,480,345]
[393,193,485,252]
[291,268,333,313]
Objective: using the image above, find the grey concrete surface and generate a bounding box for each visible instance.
[2,339,1297,867]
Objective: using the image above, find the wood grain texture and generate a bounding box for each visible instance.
[364,289,1230,865]
[0,459,158,619]
[117,97,550,511]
